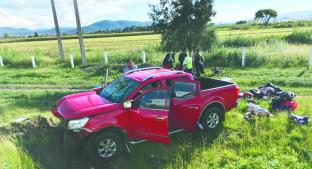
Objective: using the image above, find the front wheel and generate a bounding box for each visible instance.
[85,131,123,163]
[201,107,223,132]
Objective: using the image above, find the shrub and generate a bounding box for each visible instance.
[236,21,247,25]
[221,37,258,47]
[286,30,312,44]
[205,46,267,67]
[199,28,217,50]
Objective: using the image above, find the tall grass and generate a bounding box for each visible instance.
[0,30,311,68]
[287,30,312,44]
[0,137,40,169]
[206,39,310,67]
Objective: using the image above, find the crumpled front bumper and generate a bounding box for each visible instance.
[51,108,63,119]
[51,109,92,151]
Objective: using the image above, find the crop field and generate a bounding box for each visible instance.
[0,26,312,169]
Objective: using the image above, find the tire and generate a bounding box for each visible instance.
[85,131,123,164]
[201,107,223,132]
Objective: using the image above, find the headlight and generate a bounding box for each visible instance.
[67,117,89,130]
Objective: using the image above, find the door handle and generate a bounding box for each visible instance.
[189,106,199,110]
[154,116,166,121]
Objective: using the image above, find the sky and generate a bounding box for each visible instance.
[0,0,312,29]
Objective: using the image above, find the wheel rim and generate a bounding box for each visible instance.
[206,112,219,129]
[97,138,117,158]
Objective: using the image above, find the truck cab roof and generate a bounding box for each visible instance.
[125,67,192,82]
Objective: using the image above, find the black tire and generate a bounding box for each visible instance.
[85,131,123,164]
[201,107,223,132]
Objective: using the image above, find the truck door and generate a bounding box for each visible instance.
[169,80,201,131]
[131,89,170,144]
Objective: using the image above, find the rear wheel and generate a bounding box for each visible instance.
[85,131,123,163]
[201,107,223,132]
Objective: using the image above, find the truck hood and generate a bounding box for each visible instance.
[56,92,120,119]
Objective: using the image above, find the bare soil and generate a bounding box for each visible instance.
[1,116,133,169]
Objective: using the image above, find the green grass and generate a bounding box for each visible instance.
[0,90,311,169]
[1,27,312,68]
[0,34,161,67]
[1,25,312,169]
[0,31,156,43]
[0,66,311,168]
[0,137,41,169]
[129,97,312,169]
[0,66,311,95]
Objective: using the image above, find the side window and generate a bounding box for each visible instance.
[139,90,170,110]
[172,81,197,99]
[166,77,187,87]
[133,81,161,99]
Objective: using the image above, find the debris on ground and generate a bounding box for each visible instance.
[239,92,253,99]
[248,83,283,100]
[211,67,223,75]
[242,82,298,112]
[271,91,297,111]
[13,117,29,123]
[244,103,273,120]
[288,114,310,125]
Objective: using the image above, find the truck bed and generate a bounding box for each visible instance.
[196,77,234,91]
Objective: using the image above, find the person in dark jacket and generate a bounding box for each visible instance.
[177,49,187,70]
[194,48,205,77]
[162,53,174,69]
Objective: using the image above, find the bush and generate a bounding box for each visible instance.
[286,30,312,44]
[221,37,258,47]
[199,28,217,50]
[236,20,247,25]
[205,46,267,67]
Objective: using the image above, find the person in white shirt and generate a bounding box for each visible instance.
[123,59,138,73]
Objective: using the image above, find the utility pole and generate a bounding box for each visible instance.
[50,0,65,61]
[73,0,86,65]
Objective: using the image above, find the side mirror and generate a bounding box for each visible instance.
[123,100,139,109]
[93,86,103,94]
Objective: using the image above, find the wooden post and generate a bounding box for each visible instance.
[242,47,246,67]
[0,56,3,67]
[141,51,146,64]
[70,54,75,68]
[73,0,87,65]
[309,48,312,68]
[50,0,65,61]
[104,53,108,64]
[31,56,36,68]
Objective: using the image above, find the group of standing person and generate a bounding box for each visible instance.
[123,48,205,77]
[162,48,205,77]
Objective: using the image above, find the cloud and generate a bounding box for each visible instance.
[0,0,156,29]
[1,0,311,28]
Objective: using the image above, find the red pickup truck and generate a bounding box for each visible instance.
[51,67,238,163]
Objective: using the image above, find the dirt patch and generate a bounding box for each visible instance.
[1,116,132,169]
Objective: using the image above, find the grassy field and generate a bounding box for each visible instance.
[0,26,312,169]
[0,27,311,68]
[0,89,311,169]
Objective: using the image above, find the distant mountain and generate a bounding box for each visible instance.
[277,10,312,21]
[0,20,151,37]
[82,20,151,33]
[0,27,34,37]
